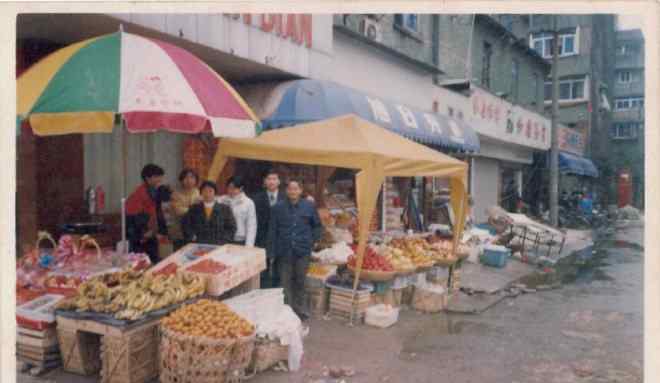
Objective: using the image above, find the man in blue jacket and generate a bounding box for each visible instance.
[267,179,322,321]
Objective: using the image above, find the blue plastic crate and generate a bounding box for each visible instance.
[474,223,497,236]
[480,245,511,268]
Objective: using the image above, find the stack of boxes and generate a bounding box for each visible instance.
[16,294,65,375]
[384,178,404,231]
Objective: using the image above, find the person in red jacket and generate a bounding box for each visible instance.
[126,164,167,263]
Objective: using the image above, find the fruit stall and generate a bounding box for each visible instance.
[15,239,267,379]
[206,114,471,325]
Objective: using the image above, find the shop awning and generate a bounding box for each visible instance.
[559,152,599,178]
[242,79,479,152]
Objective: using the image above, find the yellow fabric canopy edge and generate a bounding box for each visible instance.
[29,112,115,136]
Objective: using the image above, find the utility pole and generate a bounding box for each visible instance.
[549,15,560,226]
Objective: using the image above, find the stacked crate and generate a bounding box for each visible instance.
[17,326,61,374]
[16,294,66,375]
[328,286,370,323]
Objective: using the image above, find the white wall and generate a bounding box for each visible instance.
[110,13,334,80]
[329,33,436,110]
[472,157,500,223]
[84,130,183,213]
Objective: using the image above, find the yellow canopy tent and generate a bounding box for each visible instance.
[207,114,469,307]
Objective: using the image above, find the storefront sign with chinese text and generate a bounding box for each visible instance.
[470,86,550,150]
[225,14,313,48]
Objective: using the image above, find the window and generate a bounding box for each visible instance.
[544,78,587,101]
[529,14,550,28]
[511,59,520,102]
[500,15,513,31]
[394,14,419,32]
[618,71,632,83]
[610,122,641,139]
[533,73,540,103]
[617,43,635,55]
[482,42,493,89]
[530,30,579,58]
[448,107,454,117]
[614,97,644,110]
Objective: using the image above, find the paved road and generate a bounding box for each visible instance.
[255,226,643,383]
[22,226,643,383]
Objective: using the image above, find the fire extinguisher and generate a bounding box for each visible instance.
[95,185,105,214]
[86,187,96,215]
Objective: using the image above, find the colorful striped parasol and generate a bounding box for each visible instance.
[17,29,260,137]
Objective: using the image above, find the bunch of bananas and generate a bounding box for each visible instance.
[380,246,416,273]
[389,238,435,267]
[57,269,206,321]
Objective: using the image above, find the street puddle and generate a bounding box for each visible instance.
[597,239,644,252]
[401,316,496,356]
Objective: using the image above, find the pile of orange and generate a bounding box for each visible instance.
[161,299,254,339]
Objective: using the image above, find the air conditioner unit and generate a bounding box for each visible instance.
[360,18,382,42]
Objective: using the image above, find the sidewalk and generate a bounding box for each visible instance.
[447,229,594,314]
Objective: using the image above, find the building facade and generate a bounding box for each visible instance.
[519,14,617,204]
[434,15,552,222]
[611,29,645,208]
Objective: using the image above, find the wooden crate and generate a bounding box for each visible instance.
[57,327,102,376]
[328,287,370,322]
[17,324,62,374]
[56,315,160,383]
[100,324,159,383]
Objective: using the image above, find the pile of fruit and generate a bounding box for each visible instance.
[56,270,206,321]
[44,275,83,291]
[378,246,416,273]
[347,246,394,272]
[389,238,435,267]
[427,238,470,261]
[307,263,333,278]
[161,299,254,339]
[186,259,228,274]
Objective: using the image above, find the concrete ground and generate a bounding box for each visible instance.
[20,225,642,383]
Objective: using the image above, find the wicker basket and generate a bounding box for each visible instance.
[159,327,255,383]
[456,250,470,261]
[394,266,416,276]
[36,231,57,255]
[248,338,289,373]
[78,235,103,261]
[433,257,457,269]
[347,265,396,282]
[414,261,436,273]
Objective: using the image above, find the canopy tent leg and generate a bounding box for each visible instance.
[120,118,129,253]
[349,162,384,326]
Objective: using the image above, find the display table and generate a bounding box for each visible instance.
[56,315,159,383]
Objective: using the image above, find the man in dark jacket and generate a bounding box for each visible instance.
[253,170,286,287]
[267,179,322,321]
[182,181,237,246]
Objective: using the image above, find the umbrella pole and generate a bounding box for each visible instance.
[121,119,129,253]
